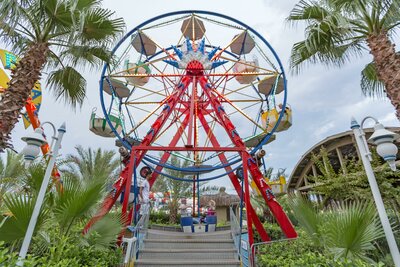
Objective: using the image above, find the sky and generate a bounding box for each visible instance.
[6,0,400,189]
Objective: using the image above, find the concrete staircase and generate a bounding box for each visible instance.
[135,229,240,267]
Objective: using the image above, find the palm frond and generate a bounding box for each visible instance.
[324,201,384,263]
[0,194,48,242]
[287,0,329,24]
[47,66,86,108]
[59,45,111,70]
[53,174,105,235]
[360,61,386,98]
[287,194,323,246]
[79,8,124,43]
[84,213,122,249]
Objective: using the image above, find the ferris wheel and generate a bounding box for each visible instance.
[87,10,295,247]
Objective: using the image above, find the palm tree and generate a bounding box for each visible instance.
[287,0,400,118]
[0,0,125,150]
[287,195,385,264]
[61,145,121,182]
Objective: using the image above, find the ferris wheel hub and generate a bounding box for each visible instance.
[186,60,204,75]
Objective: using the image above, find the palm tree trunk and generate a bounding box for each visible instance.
[0,43,49,151]
[367,32,400,119]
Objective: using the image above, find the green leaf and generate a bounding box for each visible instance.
[0,194,48,242]
[47,66,86,108]
[360,61,386,98]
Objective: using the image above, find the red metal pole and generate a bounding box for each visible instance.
[242,151,254,249]
[84,77,192,234]
[198,76,297,239]
[198,112,270,242]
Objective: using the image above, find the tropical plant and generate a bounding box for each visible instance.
[0,150,24,208]
[256,226,371,267]
[61,145,121,182]
[0,159,122,261]
[0,0,125,150]
[287,0,400,118]
[287,195,385,264]
[307,147,400,214]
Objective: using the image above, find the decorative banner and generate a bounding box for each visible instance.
[0,49,42,129]
[0,49,18,70]
[0,68,8,92]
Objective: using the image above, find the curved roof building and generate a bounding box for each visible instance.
[288,127,400,192]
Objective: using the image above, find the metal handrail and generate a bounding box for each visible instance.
[229,203,242,262]
[250,237,297,267]
[122,203,150,266]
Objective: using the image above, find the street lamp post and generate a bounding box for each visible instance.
[17,122,66,266]
[351,117,400,267]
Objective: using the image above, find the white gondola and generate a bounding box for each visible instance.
[103,78,130,98]
[125,62,151,87]
[89,109,123,138]
[233,59,258,84]
[244,132,276,148]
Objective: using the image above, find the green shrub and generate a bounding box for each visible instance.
[255,230,373,267]
[150,211,181,225]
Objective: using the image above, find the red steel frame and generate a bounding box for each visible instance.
[84,61,297,249]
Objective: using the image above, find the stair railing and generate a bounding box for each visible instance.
[230,204,242,263]
[122,203,150,266]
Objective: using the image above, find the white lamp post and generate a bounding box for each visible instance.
[351,116,400,267]
[20,128,47,167]
[17,122,66,266]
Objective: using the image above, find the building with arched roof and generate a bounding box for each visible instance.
[288,127,400,193]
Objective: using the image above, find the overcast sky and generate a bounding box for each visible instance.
[6,0,400,189]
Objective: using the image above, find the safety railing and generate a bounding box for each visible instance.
[122,203,150,266]
[230,204,243,263]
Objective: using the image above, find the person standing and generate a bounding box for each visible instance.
[139,170,151,215]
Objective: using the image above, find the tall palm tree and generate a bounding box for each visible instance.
[0,0,125,150]
[287,0,400,118]
[61,145,120,182]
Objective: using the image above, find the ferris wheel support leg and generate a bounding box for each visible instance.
[242,152,254,249]
[85,78,192,236]
[198,112,270,242]
[245,154,297,238]
[199,77,297,239]
[148,113,191,188]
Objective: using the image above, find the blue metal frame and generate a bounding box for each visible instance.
[99,10,288,171]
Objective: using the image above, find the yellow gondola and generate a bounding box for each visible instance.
[261,105,292,132]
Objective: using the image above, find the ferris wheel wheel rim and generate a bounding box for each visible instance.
[99,10,288,156]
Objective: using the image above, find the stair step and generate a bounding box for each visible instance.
[135,259,241,267]
[144,239,235,249]
[139,248,237,259]
[147,229,232,240]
